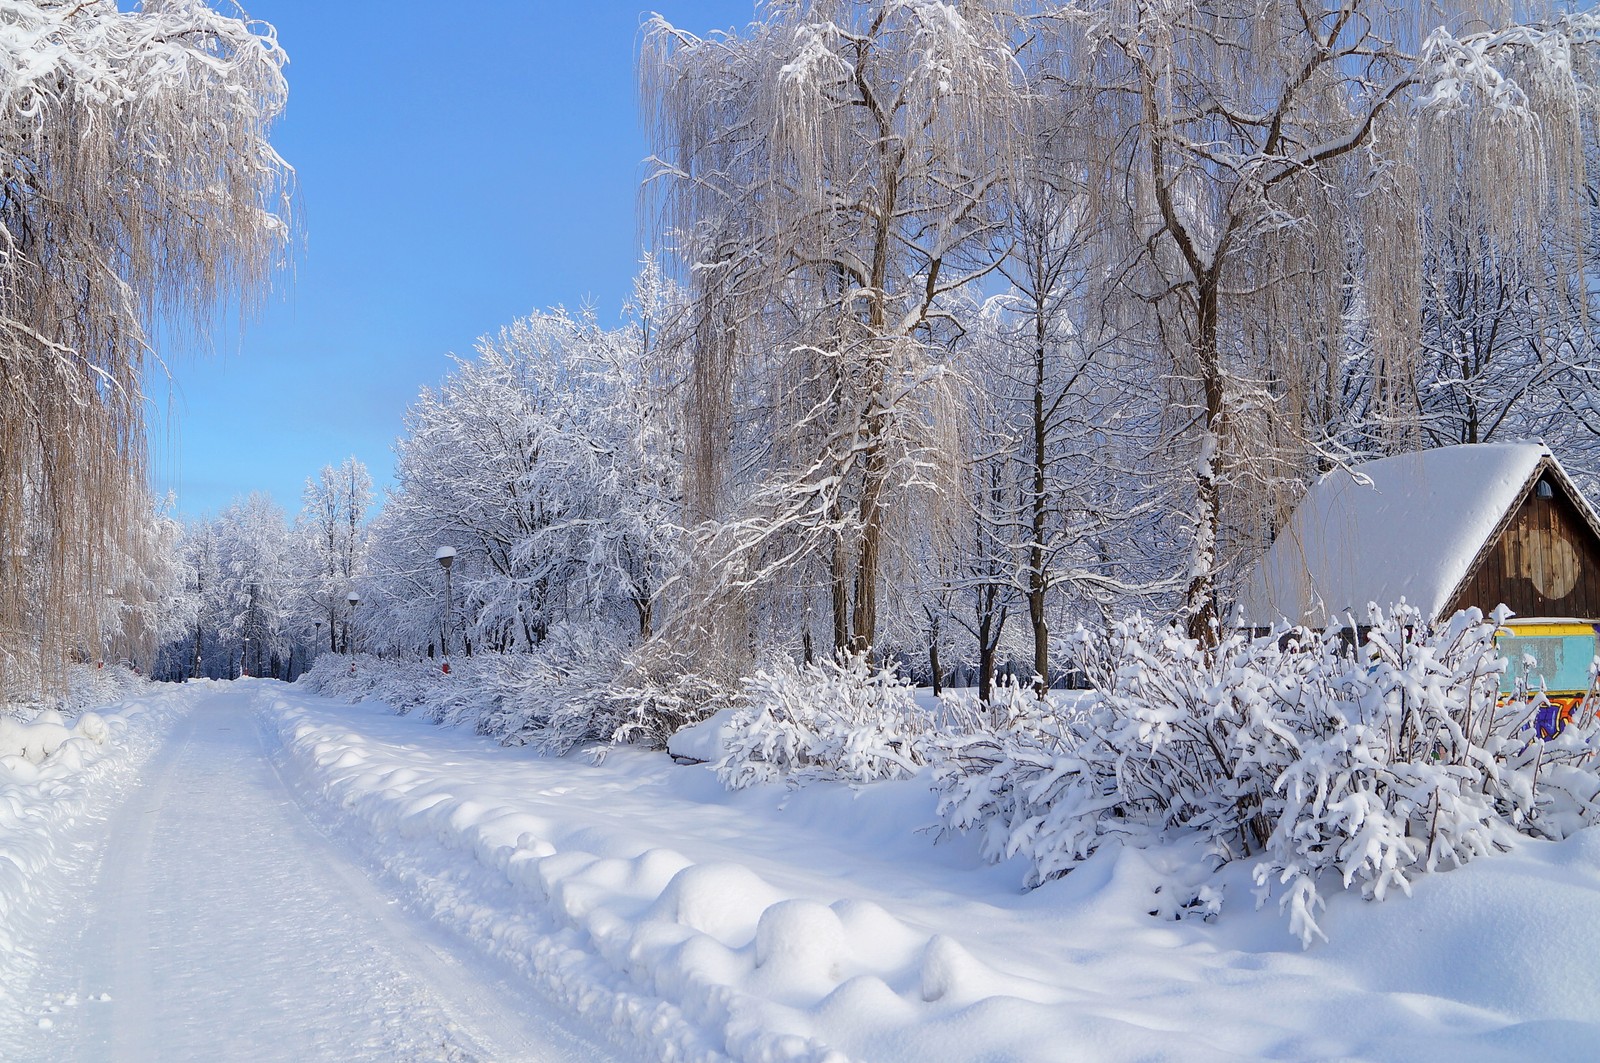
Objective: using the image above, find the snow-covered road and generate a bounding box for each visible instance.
[18,686,616,1063]
[7,680,1600,1062]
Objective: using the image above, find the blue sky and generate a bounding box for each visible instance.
[150,2,755,519]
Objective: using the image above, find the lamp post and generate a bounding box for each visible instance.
[345,591,361,654]
[314,619,322,661]
[191,575,203,680]
[241,636,250,679]
[434,546,456,670]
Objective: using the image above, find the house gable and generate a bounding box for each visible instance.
[1447,460,1600,621]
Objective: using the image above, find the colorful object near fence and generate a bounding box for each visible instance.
[1497,620,1600,739]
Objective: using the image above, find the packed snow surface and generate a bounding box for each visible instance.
[1234,442,1566,626]
[0,687,183,1041]
[5,680,1600,1061]
[4,683,617,1062]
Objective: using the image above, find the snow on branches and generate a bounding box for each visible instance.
[0,0,293,689]
[716,654,935,790]
[931,606,1600,946]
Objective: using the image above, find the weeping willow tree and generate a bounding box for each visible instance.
[642,0,1030,662]
[1045,1,1600,639]
[0,0,292,689]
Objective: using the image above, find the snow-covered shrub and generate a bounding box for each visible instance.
[298,653,467,719]
[297,652,511,741]
[298,637,728,756]
[931,605,1600,945]
[1251,606,1518,944]
[56,663,152,716]
[1508,700,1600,839]
[478,631,724,754]
[716,655,933,789]
[2,662,150,724]
[929,683,1100,886]
[932,623,1303,888]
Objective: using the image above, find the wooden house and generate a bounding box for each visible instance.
[1232,443,1600,629]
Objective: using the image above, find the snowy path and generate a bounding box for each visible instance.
[9,680,1600,1062]
[22,686,618,1063]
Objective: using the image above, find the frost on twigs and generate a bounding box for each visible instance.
[715,654,933,790]
[930,606,1600,946]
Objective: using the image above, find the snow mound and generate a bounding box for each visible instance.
[0,683,196,1039]
[0,711,112,766]
[258,685,1600,1063]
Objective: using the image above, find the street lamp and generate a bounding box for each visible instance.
[241,636,251,679]
[191,575,203,680]
[345,591,361,654]
[434,546,456,669]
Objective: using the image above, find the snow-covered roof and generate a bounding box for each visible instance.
[1233,443,1572,628]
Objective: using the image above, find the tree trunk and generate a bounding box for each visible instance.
[851,398,889,658]
[851,515,881,658]
[977,611,996,706]
[830,526,850,655]
[1029,325,1050,692]
[1185,277,1225,646]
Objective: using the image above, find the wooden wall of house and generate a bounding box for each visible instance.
[1450,476,1600,620]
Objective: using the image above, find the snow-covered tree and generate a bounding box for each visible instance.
[1041,1,1600,639]
[643,0,1030,662]
[0,0,292,688]
[294,458,372,653]
[977,150,1184,687]
[212,494,294,678]
[362,276,685,665]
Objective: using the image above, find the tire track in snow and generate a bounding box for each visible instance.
[30,684,613,1063]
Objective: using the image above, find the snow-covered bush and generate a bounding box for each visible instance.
[716,655,933,789]
[2,663,150,724]
[298,640,726,756]
[55,663,153,717]
[298,652,510,741]
[299,653,465,718]
[477,632,723,754]
[931,605,1600,944]
[1250,607,1517,944]
[929,683,1099,887]
[931,626,1301,888]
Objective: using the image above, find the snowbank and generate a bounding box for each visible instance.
[0,680,201,1032]
[1,662,150,721]
[298,649,714,753]
[258,686,1600,1063]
